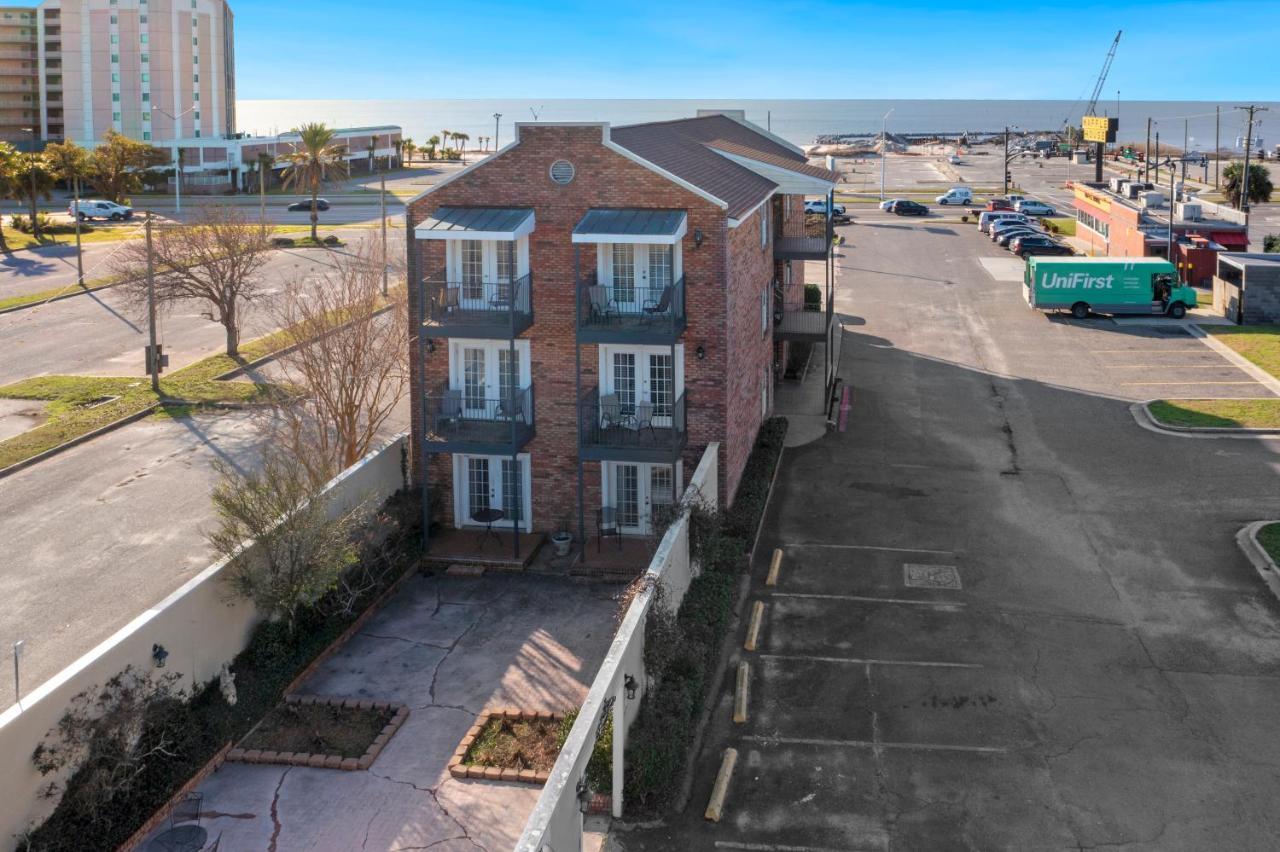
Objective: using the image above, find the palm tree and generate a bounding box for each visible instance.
[1222,161,1274,209]
[0,141,18,252]
[43,139,91,283]
[427,135,440,160]
[281,123,349,243]
[366,138,377,174]
[403,140,417,164]
[454,133,470,163]
[9,154,55,241]
[440,130,451,155]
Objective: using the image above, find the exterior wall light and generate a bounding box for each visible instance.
[693,228,704,248]
[576,779,591,813]
[624,674,637,700]
[426,339,436,354]
[696,345,706,360]
[152,643,169,668]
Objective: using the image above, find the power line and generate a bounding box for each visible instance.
[1234,105,1269,233]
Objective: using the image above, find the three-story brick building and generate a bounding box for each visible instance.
[406,112,835,565]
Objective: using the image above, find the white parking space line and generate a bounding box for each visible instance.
[760,653,982,669]
[743,734,1008,755]
[784,543,954,555]
[767,592,966,608]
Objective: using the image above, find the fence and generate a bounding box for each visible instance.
[0,435,408,849]
[515,442,719,852]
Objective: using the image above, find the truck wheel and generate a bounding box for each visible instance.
[1071,302,1090,320]
[110,212,122,221]
[1169,302,1187,319]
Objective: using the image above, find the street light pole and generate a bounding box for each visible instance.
[380,171,388,297]
[1003,126,1009,195]
[879,108,894,202]
[493,113,502,151]
[145,212,160,393]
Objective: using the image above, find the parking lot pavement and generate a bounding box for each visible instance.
[616,215,1280,851]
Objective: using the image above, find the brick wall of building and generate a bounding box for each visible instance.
[407,123,760,533]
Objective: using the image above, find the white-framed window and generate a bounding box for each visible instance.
[761,366,769,421]
[760,208,768,249]
[446,237,529,307]
[597,242,680,308]
[761,287,769,335]
[599,344,684,422]
[447,339,531,413]
[602,460,683,536]
[453,453,533,531]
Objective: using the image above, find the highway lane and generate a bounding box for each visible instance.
[0,232,374,385]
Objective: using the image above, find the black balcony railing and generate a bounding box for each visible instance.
[579,387,687,462]
[577,274,686,342]
[423,382,534,454]
[423,271,532,338]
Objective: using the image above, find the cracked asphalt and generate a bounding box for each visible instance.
[140,572,618,851]
[615,215,1280,850]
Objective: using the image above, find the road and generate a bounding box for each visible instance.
[620,213,1280,849]
[0,232,374,386]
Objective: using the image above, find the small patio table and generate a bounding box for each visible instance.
[472,508,506,550]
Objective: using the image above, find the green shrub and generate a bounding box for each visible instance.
[621,419,786,815]
[803,282,821,308]
[557,708,613,793]
[1265,234,1280,254]
[11,213,89,235]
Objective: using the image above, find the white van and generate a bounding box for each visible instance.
[936,187,973,205]
[978,211,1029,233]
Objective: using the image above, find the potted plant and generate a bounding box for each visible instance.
[551,518,572,557]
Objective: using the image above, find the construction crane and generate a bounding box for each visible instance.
[1084,30,1122,117]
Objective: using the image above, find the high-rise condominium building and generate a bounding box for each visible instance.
[0,0,234,147]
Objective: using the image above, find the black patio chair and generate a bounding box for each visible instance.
[642,285,673,325]
[589,285,620,325]
[598,506,622,552]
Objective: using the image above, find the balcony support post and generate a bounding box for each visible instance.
[408,211,430,552]
[574,243,586,549]
[507,240,520,560]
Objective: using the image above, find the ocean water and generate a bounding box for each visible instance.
[235,98,1280,151]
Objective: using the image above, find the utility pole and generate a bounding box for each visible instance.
[1166,157,1176,263]
[1215,105,1221,189]
[1003,126,1010,195]
[72,175,84,287]
[1145,118,1152,182]
[258,153,269,236]
[880,108,893,201]
[1184,118,1189,158]
[174,147,182,215]
[493,113,502,151]
[1235,105,1269,239]
[380,171,388,297]
[145,212,160,393]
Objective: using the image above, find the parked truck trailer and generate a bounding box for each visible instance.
[1023,257,1197,319]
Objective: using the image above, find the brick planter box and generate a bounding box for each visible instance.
[447,708,565,783]
[224,695,409,771]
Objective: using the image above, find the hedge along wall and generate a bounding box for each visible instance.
[516,443,720,852]
[0,434,409,848]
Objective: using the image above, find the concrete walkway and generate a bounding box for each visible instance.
[143,572,619,851]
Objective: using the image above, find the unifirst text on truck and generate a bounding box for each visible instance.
[1023,256,1197,319]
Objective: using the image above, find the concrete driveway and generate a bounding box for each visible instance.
[618,217,1280,849]
[142,572,618,851]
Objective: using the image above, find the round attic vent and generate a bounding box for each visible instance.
[549,159,575,185]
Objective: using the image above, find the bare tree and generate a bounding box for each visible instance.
[208,446,363,636]
[270,240,409,480]
[117,206,273,357]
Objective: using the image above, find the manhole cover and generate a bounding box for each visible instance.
[903,563,962,590]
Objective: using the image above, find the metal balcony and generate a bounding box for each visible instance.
[577,274,686,344]
[579,387,687,463]
[422,383,534,455]
[774,234,832,261]
[422,271,532,339]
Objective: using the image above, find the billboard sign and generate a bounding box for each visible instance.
[1083,116,1119,144]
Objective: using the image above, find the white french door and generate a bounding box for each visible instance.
[605,461,679,535]
[600,243,678,310]
[449,340,530,417]
[447,238,528,310]
[455,454,532,531]
[601,345,682,427]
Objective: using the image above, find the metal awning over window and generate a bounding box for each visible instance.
[572,209,687,245]
[415,207,535,241]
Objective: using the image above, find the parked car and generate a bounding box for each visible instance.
[804,199,846,216]
[935,186,973,205]
[990,219,1043,240]
[879,198,907,211]
[1015,200,1056,216]
[287,198,330,212]
[948,154,962,164]
[68,199,133,221]
[1011,235,1073,257]
[978,211,1030,233]
[996,227,1045,248]
[986,198,1015,212]
[890,200,929,216]
[1005,194,1028,205]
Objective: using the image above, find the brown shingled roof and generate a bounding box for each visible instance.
[611,114,835,219]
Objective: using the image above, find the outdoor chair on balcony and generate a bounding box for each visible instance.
[598,506,622,552]
[495,390,525,422]
[599,393,629,431]
[634,401,655,438]
[589,285,620,325]
[641,285,673,325]
[436,389,462,436]
[489,281,513,311]
[434,287,459,318]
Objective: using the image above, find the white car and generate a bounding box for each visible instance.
[1015,200,1056,216]
[804,199,846,216]
[948,154,962,164]
[879,198,907,211]
[69,199,134,221]
[935,187,973,205]
[1004,194,1028,205]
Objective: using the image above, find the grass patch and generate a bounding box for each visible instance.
[239,702,393,758]
[1204,325,1280,380]
[465,715,570,773]
[1148,399,1280,429]
[1044,217,1076,236]
[0,334,285,469]
[1258,523,1280,565]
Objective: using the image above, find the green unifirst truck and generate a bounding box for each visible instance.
[1023,256,1198,320]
